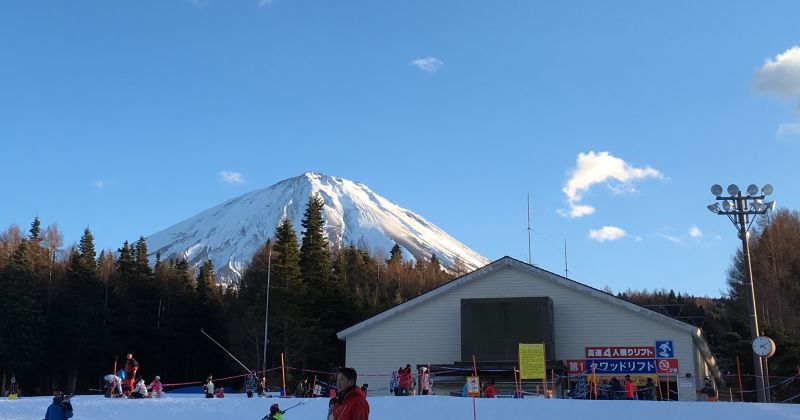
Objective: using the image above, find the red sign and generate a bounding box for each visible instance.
[566,360,586,375]
[656,358,679,374]
[585,346,655,358]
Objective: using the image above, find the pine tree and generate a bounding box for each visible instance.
[29,216,41,241]
[300,194,331,289]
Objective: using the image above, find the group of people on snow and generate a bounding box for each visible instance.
[389,364,432,396]
[103,353,163,399]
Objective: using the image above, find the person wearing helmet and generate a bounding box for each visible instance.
[262,403,284,420]
[150,376,163,398]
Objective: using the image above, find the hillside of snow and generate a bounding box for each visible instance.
[2,394,799,420]
[145,172,489,283]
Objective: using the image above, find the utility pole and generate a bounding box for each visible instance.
[262,245,273,374]
[527,193,533,265]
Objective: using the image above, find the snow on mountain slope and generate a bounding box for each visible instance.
[145,172,489,283]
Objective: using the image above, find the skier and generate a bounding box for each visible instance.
[483,380,496,398]
[130,377,149,399]
[44,391,73,420]
[331,367,369,420]
[103,373,123,398]
[641,378,656,401]
[262,403,284,420]
[124,353,139,396]
[149,376,163,398]
[8,375,20,400]
[246,371,257,398]
[389,368,400,395]
[257,375,266,397]
[203,375,215,398]
[398,365,412,396]
[623,375,637,400]
[419,367,431,395]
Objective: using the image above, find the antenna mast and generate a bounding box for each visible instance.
[527,193,532,265]
[564,239,569,278]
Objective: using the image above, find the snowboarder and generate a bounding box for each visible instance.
[262,403,284,420]
[149,376,163,398]
[696,377,718,402]
[203,375,215,398]
[103,373,123,398]
[246,371,257,398]
[331,367,369,420]
[44,391,73,420]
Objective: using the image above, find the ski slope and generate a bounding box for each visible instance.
[2,394,799,420]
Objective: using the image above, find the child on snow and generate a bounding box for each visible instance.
[149,376,163,398]
[44,391,73,420]
[104,373,123,398]
[203,375,215,398]
[214,387,225,398]
[262,403,284,420]
[246,371,257,398]
[130,377,149,399]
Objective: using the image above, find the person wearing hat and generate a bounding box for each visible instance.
[262,403,284,420]
[696,377,718,402]
[150,375,163,398]
[44,391,73,419]
[419,367,431,395]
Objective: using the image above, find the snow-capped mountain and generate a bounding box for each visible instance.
[145,172,489,283]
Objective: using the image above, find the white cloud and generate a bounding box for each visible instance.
[777,122,800,138]
[588,226,626,242]
[93,180,105,189]
[754,46,800,103]
[218,171,244,184]
[689,226,703,239]
[410,57,444,73]
[558,151,664,218]
[257,0,272,7]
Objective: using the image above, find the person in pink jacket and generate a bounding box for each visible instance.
[149,376,163,398]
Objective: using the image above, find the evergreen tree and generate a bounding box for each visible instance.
[29,216,41,241]
[300,194,331,289]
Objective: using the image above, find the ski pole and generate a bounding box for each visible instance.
[283,401,305,412]
[200,329,253,375]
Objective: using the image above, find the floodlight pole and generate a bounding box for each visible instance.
[733,192,767,403]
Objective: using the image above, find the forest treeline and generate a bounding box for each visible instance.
[0,195,457,396]
[1,198,799,402]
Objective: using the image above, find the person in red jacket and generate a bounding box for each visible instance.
[398,365,413,396]
[483,380,496,398]
[332,367,369,420]
[624,375,637,400]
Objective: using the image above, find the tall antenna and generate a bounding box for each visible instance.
[527,193,532,265]
[564,239,569,278]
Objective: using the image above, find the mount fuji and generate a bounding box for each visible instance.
[145,172,489,283]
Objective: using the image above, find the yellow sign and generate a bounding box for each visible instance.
[519,343,546,379]
[466,376,481,397]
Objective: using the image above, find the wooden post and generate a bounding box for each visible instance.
[513,367,519,397]
[312,375,317,397]
[736,355,744,402]
[551,369,555,398]
[112,357,117,397]
[729,387,733,402]
[280,352,287,397]
[666,375,670,401]
[656,376,663,401]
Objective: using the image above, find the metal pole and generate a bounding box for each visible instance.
[735,193,767,403]
[763,357,771,403]
[262,247,272,374]
[527,193,532,265]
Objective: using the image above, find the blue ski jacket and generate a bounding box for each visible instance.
[44,399,73,420]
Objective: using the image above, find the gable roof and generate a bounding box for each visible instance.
[336,256,723,388]
[338,256,699,339]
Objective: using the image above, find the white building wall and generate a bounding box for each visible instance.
[344,265,705,400]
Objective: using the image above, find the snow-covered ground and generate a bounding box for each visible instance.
[2,394,799,420]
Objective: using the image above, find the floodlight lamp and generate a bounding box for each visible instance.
[762,184,774,196]
[766,201,776,212]
[707,203,720,214]
[747,184,759,196]
[727,184,740,195]
[711,184,723,196]
[723,200,734,212]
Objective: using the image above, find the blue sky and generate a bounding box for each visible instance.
[2,0,799,297]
